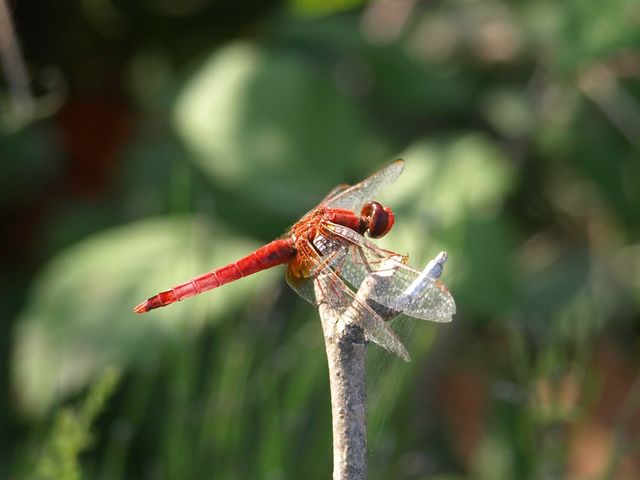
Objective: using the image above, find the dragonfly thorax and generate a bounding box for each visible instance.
[289,201,395,263]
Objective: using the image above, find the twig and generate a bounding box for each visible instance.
[315,252,451,479]
[316,286,367,480]
[315,273,400,480]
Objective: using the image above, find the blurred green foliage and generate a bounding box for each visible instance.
[31,368,121,480]
[2,0,639,478]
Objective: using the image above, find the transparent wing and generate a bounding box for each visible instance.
[286,233,347,305]
[318,183,351,205]
[287,238,410,361]
[324,223,456,323]
[324,160,405,211]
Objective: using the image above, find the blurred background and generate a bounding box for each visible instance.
[2,0,640,478]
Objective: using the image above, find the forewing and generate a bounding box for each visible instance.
[318,183,350,205]
[325,160,405,211]
[314,270,410,361]
[324,223,456,322]
[294,238,410,361]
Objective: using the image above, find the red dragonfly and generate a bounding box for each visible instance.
[134,160,455,360]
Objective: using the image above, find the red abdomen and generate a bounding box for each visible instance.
[134,238,296,313]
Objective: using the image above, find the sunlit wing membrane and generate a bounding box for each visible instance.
[285,238,346,305]
[294,238,410,361]
[325,160,405,212]
[285,265,317,305]
[318,183,351,205]
[314,271,410,362]
[323,223,456,322]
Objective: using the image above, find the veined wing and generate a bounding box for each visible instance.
[285,232,348,305]
[324,160,405,211]
[286,237,410,361]
[318,183,351,205]
[323,223,456,323]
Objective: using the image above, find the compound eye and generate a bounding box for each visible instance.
[361,201,395,238]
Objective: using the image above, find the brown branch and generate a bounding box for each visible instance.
[315,272,400,480]
[315,252,451,478]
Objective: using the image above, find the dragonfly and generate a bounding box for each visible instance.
[134,160,455,360]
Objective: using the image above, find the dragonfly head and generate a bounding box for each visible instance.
[361,201,395,238]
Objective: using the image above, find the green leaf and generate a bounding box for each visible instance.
[288,0,365,17]
[174,42,386,217]
[375,136,517,315]
[13,217,273,416]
